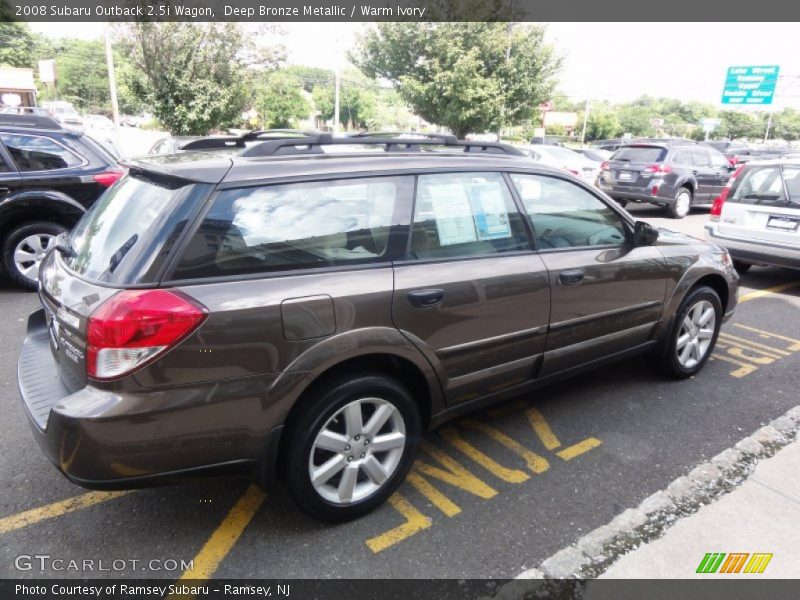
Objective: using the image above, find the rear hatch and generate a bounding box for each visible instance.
[604,145,668,190]
[38,169,213,392]
[718,164,800,246]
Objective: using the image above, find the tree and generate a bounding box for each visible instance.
[255,71,311,129]
[584,111,620,141]
[118,23,279,135]
[0,23,35,68]
[283,65,334,93]
[351,23,562,137]
[312,71,377,130]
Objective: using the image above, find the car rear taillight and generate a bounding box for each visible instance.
[644,164,672,174]
[709,165,746,222]
[93,169,126,187]
[728,157,738,166]
[86,290,207,380]
[600,161,610,171]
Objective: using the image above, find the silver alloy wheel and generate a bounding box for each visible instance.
[309,397,406,505]
[674,190,691,218]
[13,233,56,283]
[676,299,716,369]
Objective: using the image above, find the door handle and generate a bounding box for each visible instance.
[407,288,444,308]
[558,269,584,286]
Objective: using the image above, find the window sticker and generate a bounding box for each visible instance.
[468,183,512,241]
[430,184,478,246]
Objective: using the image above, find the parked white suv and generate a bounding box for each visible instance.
[705,159,800,273]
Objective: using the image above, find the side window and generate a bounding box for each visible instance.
[172,176,412,279]
[672,149,690,166]
[409,172,530,260]
[0,133,83,171]
[690,148,710,168]
[510,173,627,249]
[708,149,729,169]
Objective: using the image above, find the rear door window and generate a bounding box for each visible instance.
[611,146,666,163]
[0,133,84,171]
[708,149,730,169]
[408,172,530,259]
[172,176,413,280]
[690,148,710,168]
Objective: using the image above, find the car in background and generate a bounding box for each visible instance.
[519,144,601,186]
[703,140,752,166]
[592,138,632,152]
[40,101,83,128]
[148,135,199,155]
[598,141,735,218]
[83,114,115,133]
[0,114,123,289]
[576,148,613,163]
[706,158,800,272]
[529,135,568,146]
[1,106,50,117]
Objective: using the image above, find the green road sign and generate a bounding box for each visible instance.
[722,65,779,105]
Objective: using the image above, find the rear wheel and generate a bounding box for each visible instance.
[655,285,722,378]
[733,261,752,274]
[284,373,421,522]
[1,221,66,290]
[667,187,692,219]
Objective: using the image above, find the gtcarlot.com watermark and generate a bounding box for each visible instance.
[15,554,193,573]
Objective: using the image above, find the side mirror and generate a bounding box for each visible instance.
[634,221,659,246]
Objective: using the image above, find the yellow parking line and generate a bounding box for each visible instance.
[365,493,431,553]
[739,281,800,303]
[174,485,266,583]
[0,491,129,535]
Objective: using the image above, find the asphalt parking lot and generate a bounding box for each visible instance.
[1,206,798,580]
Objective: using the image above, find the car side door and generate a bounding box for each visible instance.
[508,173,668,376]
[0,138,22,202]
[689,147,715,202]
[391,171,551,406]
[707,147,734,198]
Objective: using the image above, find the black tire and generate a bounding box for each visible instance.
[284,373,421,522]
[733,261,752,274]
[654,285,722,379]
[1,221,67,290]
[616,200,629,208]
[667,186,692,219]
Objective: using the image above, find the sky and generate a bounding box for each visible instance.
[28,22,800,108]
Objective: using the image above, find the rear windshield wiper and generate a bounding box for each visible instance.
[107,234,138,274]
[742,193,784,204]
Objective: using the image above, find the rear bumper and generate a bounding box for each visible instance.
[17,308,281,489]
[599,185,675,205]
[705,224,800,269]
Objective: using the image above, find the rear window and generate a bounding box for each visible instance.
[729,166,797,207]
[66,173,208,283]
[611,146,666,163]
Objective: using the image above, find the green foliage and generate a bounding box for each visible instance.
[282,65,334,93]
[312,71,377,130]
[118,23,266,135]
[0,22,34,68]
[584,110,620,142]
[255,71,311,129]
[351,23,562,137]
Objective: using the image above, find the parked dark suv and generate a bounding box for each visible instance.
[17,133,738,521]
[0,114,123,289]
[598,142,736,218]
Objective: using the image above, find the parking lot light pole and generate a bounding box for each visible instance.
[103,23,120,128]
[580,98,589,147]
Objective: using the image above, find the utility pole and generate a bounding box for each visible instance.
[763,111,773,143]
[580,97,590,147]
[333,67,340,135]
[103,23,120,127]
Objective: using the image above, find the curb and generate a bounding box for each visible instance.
[507,405,800,584]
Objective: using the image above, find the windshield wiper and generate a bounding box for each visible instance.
[107,234,138,274]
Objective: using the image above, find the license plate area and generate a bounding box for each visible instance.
[617,171,634,181]
[766,215,799,232]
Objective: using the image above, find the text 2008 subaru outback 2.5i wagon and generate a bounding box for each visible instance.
[18,134,738,521]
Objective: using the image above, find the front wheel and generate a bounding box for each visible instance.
[655,285,722,378]
[284,374,421,521]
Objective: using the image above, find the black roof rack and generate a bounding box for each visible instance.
[0,114,63,131]
[179,129,317,151]
[240,133,526,158]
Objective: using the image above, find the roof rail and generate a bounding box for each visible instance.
[180,129,318,151]
[240,134,525,158]
[0,114,63,131]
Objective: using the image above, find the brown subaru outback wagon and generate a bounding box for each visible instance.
[18,133,738,521]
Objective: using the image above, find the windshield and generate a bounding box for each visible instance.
[65,172,208,283]
[730,166,799,207]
